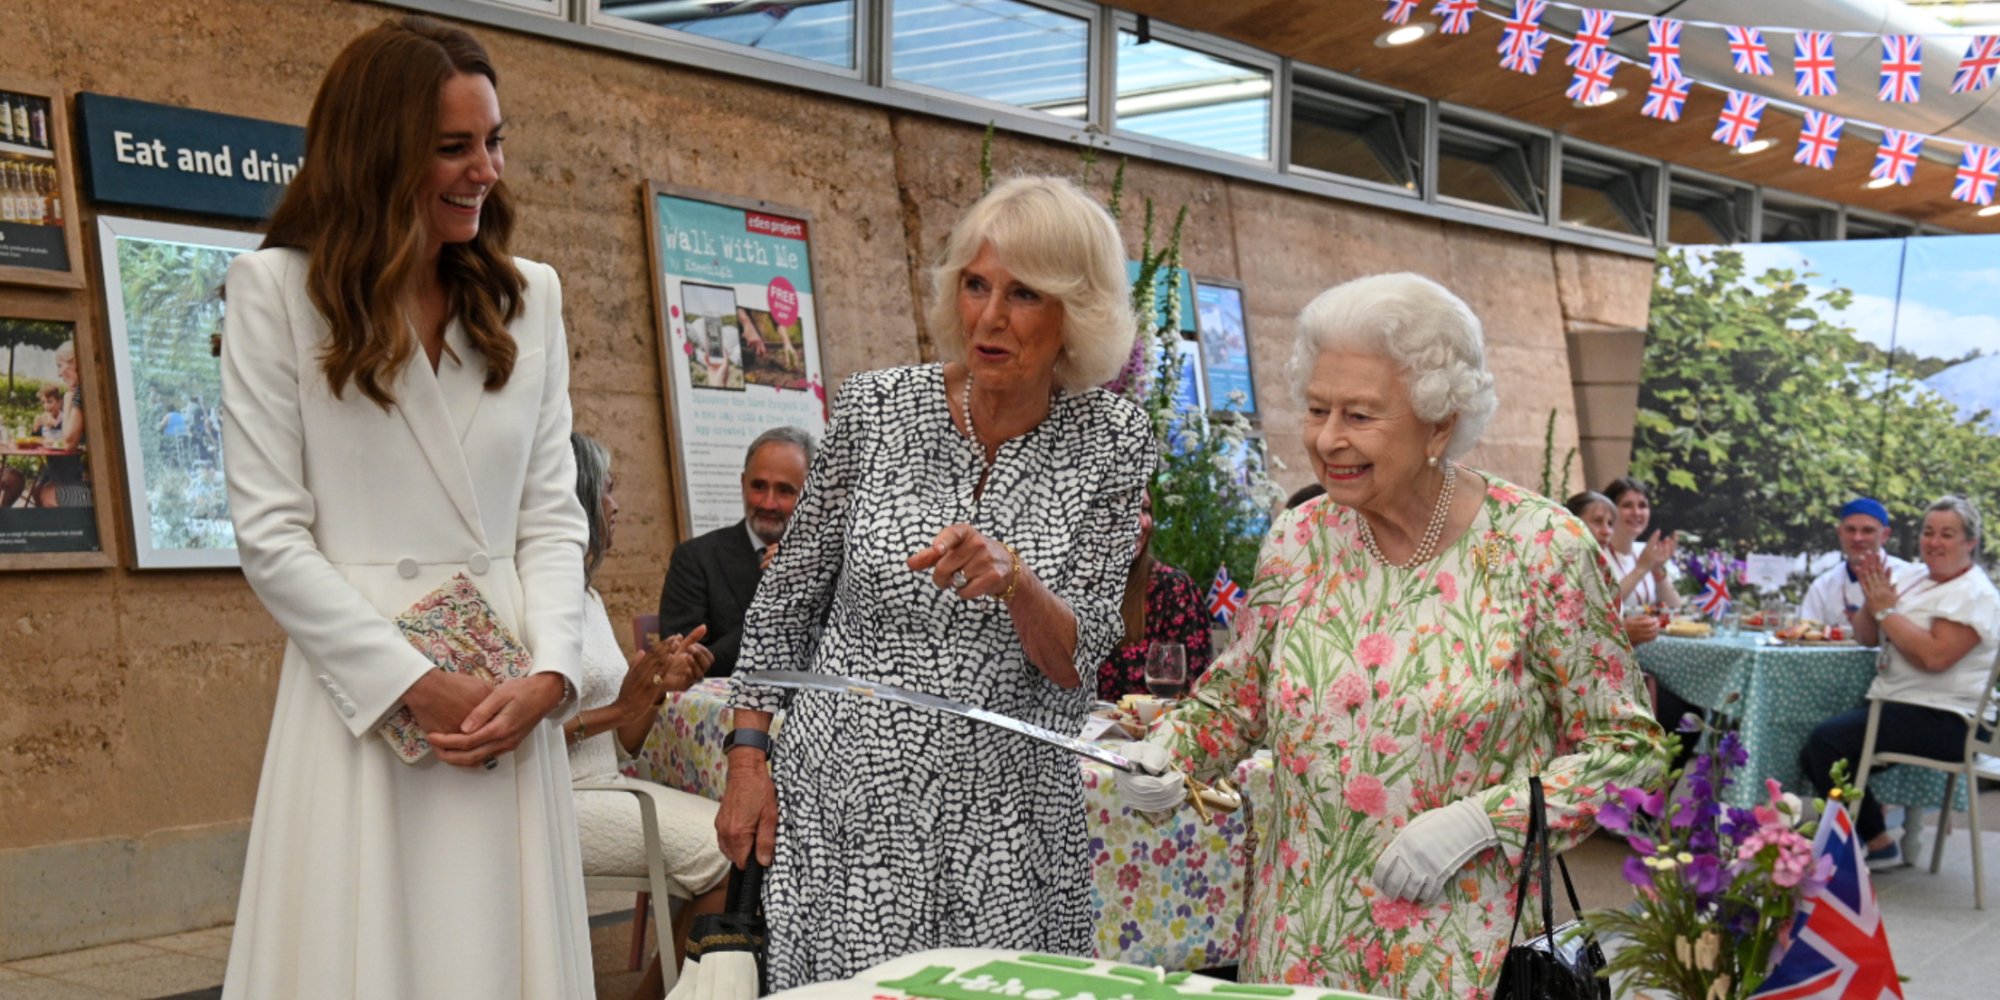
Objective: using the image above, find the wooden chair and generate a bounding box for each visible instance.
[573,780,695,984]
[1855,652,2000,909]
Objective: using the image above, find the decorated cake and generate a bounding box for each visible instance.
[766,950,1389,1000]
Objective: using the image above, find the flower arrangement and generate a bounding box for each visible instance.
[1587,715,1853,1000]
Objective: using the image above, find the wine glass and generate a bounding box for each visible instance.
[1144,641,1187,700]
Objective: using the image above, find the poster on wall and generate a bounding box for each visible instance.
[645,183,828,539]
[0,297,114,568]
[97,215,260,568]
[0,78,86,288]
[1193,276,1257,416]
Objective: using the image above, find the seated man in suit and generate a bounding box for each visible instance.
[659,425,814,677]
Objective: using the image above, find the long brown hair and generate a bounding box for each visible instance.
[263,15,522,408]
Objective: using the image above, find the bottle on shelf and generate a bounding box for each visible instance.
[29,100,49,149]
[41,164,60,226]
[10,101,26,147]
[0,94,14,144]
[1,162,22,224]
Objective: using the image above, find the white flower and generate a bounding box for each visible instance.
[1161,494,1188,508]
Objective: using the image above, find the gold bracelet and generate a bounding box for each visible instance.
[571,717,588,746]
[999,542,1023,603]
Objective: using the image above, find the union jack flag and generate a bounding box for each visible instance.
[1641,74,1691,122]
[1567,8,1615,67]
[1647,18,1685,81]
[1871,129,1924,186]
[1567,50,1619,103]
[1727,26,1773,76]
[1500,32,1549,75]
[1743,805,1904,1000]
[1206,566,1247,626]
[1796,30,1839,97]
[1497,1,1547,58]
[1952,36,2000,94]
[1713,91,1768,149]
[1953,144,2000,205]
[1433,0,1478,36]
[1879,34,1923,103]
[1698,575,1731,619]
[1795,111,1844,170]
[1382,0,1420,25]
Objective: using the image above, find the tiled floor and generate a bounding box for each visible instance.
[6,796,1998,999]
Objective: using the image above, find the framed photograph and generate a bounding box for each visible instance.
[644,182,830,539]
[0,78,86,288]
[1193,276,1257,417]
[0,292,115,568]
[1167,336,1207,455]
[96,215,260,568]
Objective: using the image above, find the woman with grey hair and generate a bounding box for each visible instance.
[1805,494,2000,870]
[1120,273,1663,997]
[717,175,1155,987]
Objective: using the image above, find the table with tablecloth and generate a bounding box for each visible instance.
[634,679,1274,971]
[1635,634,1958,810]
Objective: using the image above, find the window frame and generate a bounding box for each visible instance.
[1665,166,1757,246]
[878,0,1102,127]
[1554,137,1659,245]
[1105,11,1281,167]
[587,0,870,80]
[1431,103,1553,225]
[1284,65,1426,202]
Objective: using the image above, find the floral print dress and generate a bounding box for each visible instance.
[1150,475,1664,999]
[1097,561,1215,702]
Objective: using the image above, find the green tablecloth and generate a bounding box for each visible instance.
[1636,635,1961,810]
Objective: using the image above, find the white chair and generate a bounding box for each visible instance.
[1854,653,2000,909]
[574,780,696,990]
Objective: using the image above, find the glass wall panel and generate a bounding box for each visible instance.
[599,0,857,69]
[1436,121,1545,218]
[1560,153,1653,239]
[892,0,1089,117]
[1115,31,1270,160]
[1289,80,1419,192]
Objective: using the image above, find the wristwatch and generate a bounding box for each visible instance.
[1874,607,1899,623]
[723,727,773,757]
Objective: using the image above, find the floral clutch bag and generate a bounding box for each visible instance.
[381,573,533,763]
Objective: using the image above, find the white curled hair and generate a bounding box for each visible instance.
[926,176,1135,392]
[1286,273,1499,459]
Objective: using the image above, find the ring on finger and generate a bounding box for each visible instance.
[950,570,970,590]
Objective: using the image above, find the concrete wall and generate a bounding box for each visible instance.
[0,0,1652,959]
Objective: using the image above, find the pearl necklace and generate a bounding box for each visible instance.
[1356,460,1457,569]
[962,371,981,451]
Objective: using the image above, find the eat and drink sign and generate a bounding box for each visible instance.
[75,93,304,221]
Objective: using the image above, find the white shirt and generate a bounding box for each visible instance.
[1873,563,2000,717]
[1608,541,1678,610]
[1799,553,1914,627]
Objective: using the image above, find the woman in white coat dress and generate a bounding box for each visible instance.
[219,16,594,999]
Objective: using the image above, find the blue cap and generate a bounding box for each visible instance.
[1838,497,1891,527]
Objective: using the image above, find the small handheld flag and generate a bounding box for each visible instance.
[1206,566,1247,627]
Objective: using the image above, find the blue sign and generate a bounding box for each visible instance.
[75,94,303,221]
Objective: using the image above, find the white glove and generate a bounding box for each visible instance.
[1114,742,1186,813]
[1371,797,1498,903]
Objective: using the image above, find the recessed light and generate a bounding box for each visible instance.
[1979,204,2000,217]
[1734,139,1773,155]
[1866,176,1897,190]
[1573,87,1627,108]
[1375,23,1436,47]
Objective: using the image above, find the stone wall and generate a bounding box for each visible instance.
[0,0,1651,958]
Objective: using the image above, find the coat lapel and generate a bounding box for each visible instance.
[438,317,487,445]
[395,346,489,548]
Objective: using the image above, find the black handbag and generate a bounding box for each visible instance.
[1492,775,1610,1000]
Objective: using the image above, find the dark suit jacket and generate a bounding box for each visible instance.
[659,519,764,678]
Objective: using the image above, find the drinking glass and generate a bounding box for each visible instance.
[1144,641,1187,700]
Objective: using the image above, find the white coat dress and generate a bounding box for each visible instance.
[218,247,594,999]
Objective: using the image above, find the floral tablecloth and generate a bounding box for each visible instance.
[1635,635,1960,809]
[634,679,1274,971]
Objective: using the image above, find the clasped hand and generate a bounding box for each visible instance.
[614,625,710,726]
[907,523,1013,601]
[417,671,569,769]
[1371,798,1498,903]
[1855,550,1897,613]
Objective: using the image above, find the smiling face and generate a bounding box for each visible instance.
[1300,350,1453,521]
[955,242,1065,396]
[1837,513,1888,563]
[742,441,809,546]
[1581,500,1615,548]
[1614,489,1651,542]
[1918,509,1977,578]
[421,72,505,256]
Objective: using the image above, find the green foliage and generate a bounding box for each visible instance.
[1631,248,2000,560]
[1537,407,1575,500]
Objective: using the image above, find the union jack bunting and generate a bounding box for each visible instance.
[1432,0,1478,35]
[1647,18,1685,81]
[1951,35,2000,94]
[1879,34,1923,103]
[1641,74,1691,122]
[1206,566,1247,626]
[1953,144,2000,205]
[1871,129,1924,186]
[1796,30,1839,97]
[1567,8,1615,67]
[1713,91,1767,148]
[1743,805,1905,1000]
[1382,0,1420,25]
[1726,26,1773,76]
[1567,50,1618,103]
[1795,111,1844,170]
[1497,1,1548,58]
[1500,34,1549,75]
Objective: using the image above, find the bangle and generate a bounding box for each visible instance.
[998,542,1023,604]
[569,717,587,747]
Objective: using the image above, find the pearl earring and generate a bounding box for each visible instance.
[1427,455,1438,468]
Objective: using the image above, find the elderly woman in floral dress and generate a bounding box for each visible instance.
[1121,273,1665,999]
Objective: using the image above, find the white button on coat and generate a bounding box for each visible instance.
[396,558,419,579]
[467,552,491,575]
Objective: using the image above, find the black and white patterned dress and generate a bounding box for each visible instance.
[731,363,1154,989]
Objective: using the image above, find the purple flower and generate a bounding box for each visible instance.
[1683,854,1725,896]
[1677,714,1705,733]
[1630,834,1658,857]
[1599,797,1633,834]
[1623,856,1654,890]
[1722,806,1760,841]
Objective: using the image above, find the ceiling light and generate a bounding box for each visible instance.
[1980,204,2000,217]
[1734,139,1773,155]
[1573,87,1627,108]
[1866,176,1897,190]
[1375,23,1436,47]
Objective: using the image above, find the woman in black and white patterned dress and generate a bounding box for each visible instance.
[716,176,1154,989]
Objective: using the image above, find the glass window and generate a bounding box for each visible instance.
[1289,79,1419,192]
[1666,178,1749,245]
[891,0,1089,117]
[1435,120,1545,218]
[1844,213,1914,241]
[1759,198,1837,242]
[598,0,857,69]
[1114,31,1271,160]
[1559,153,1654,240]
